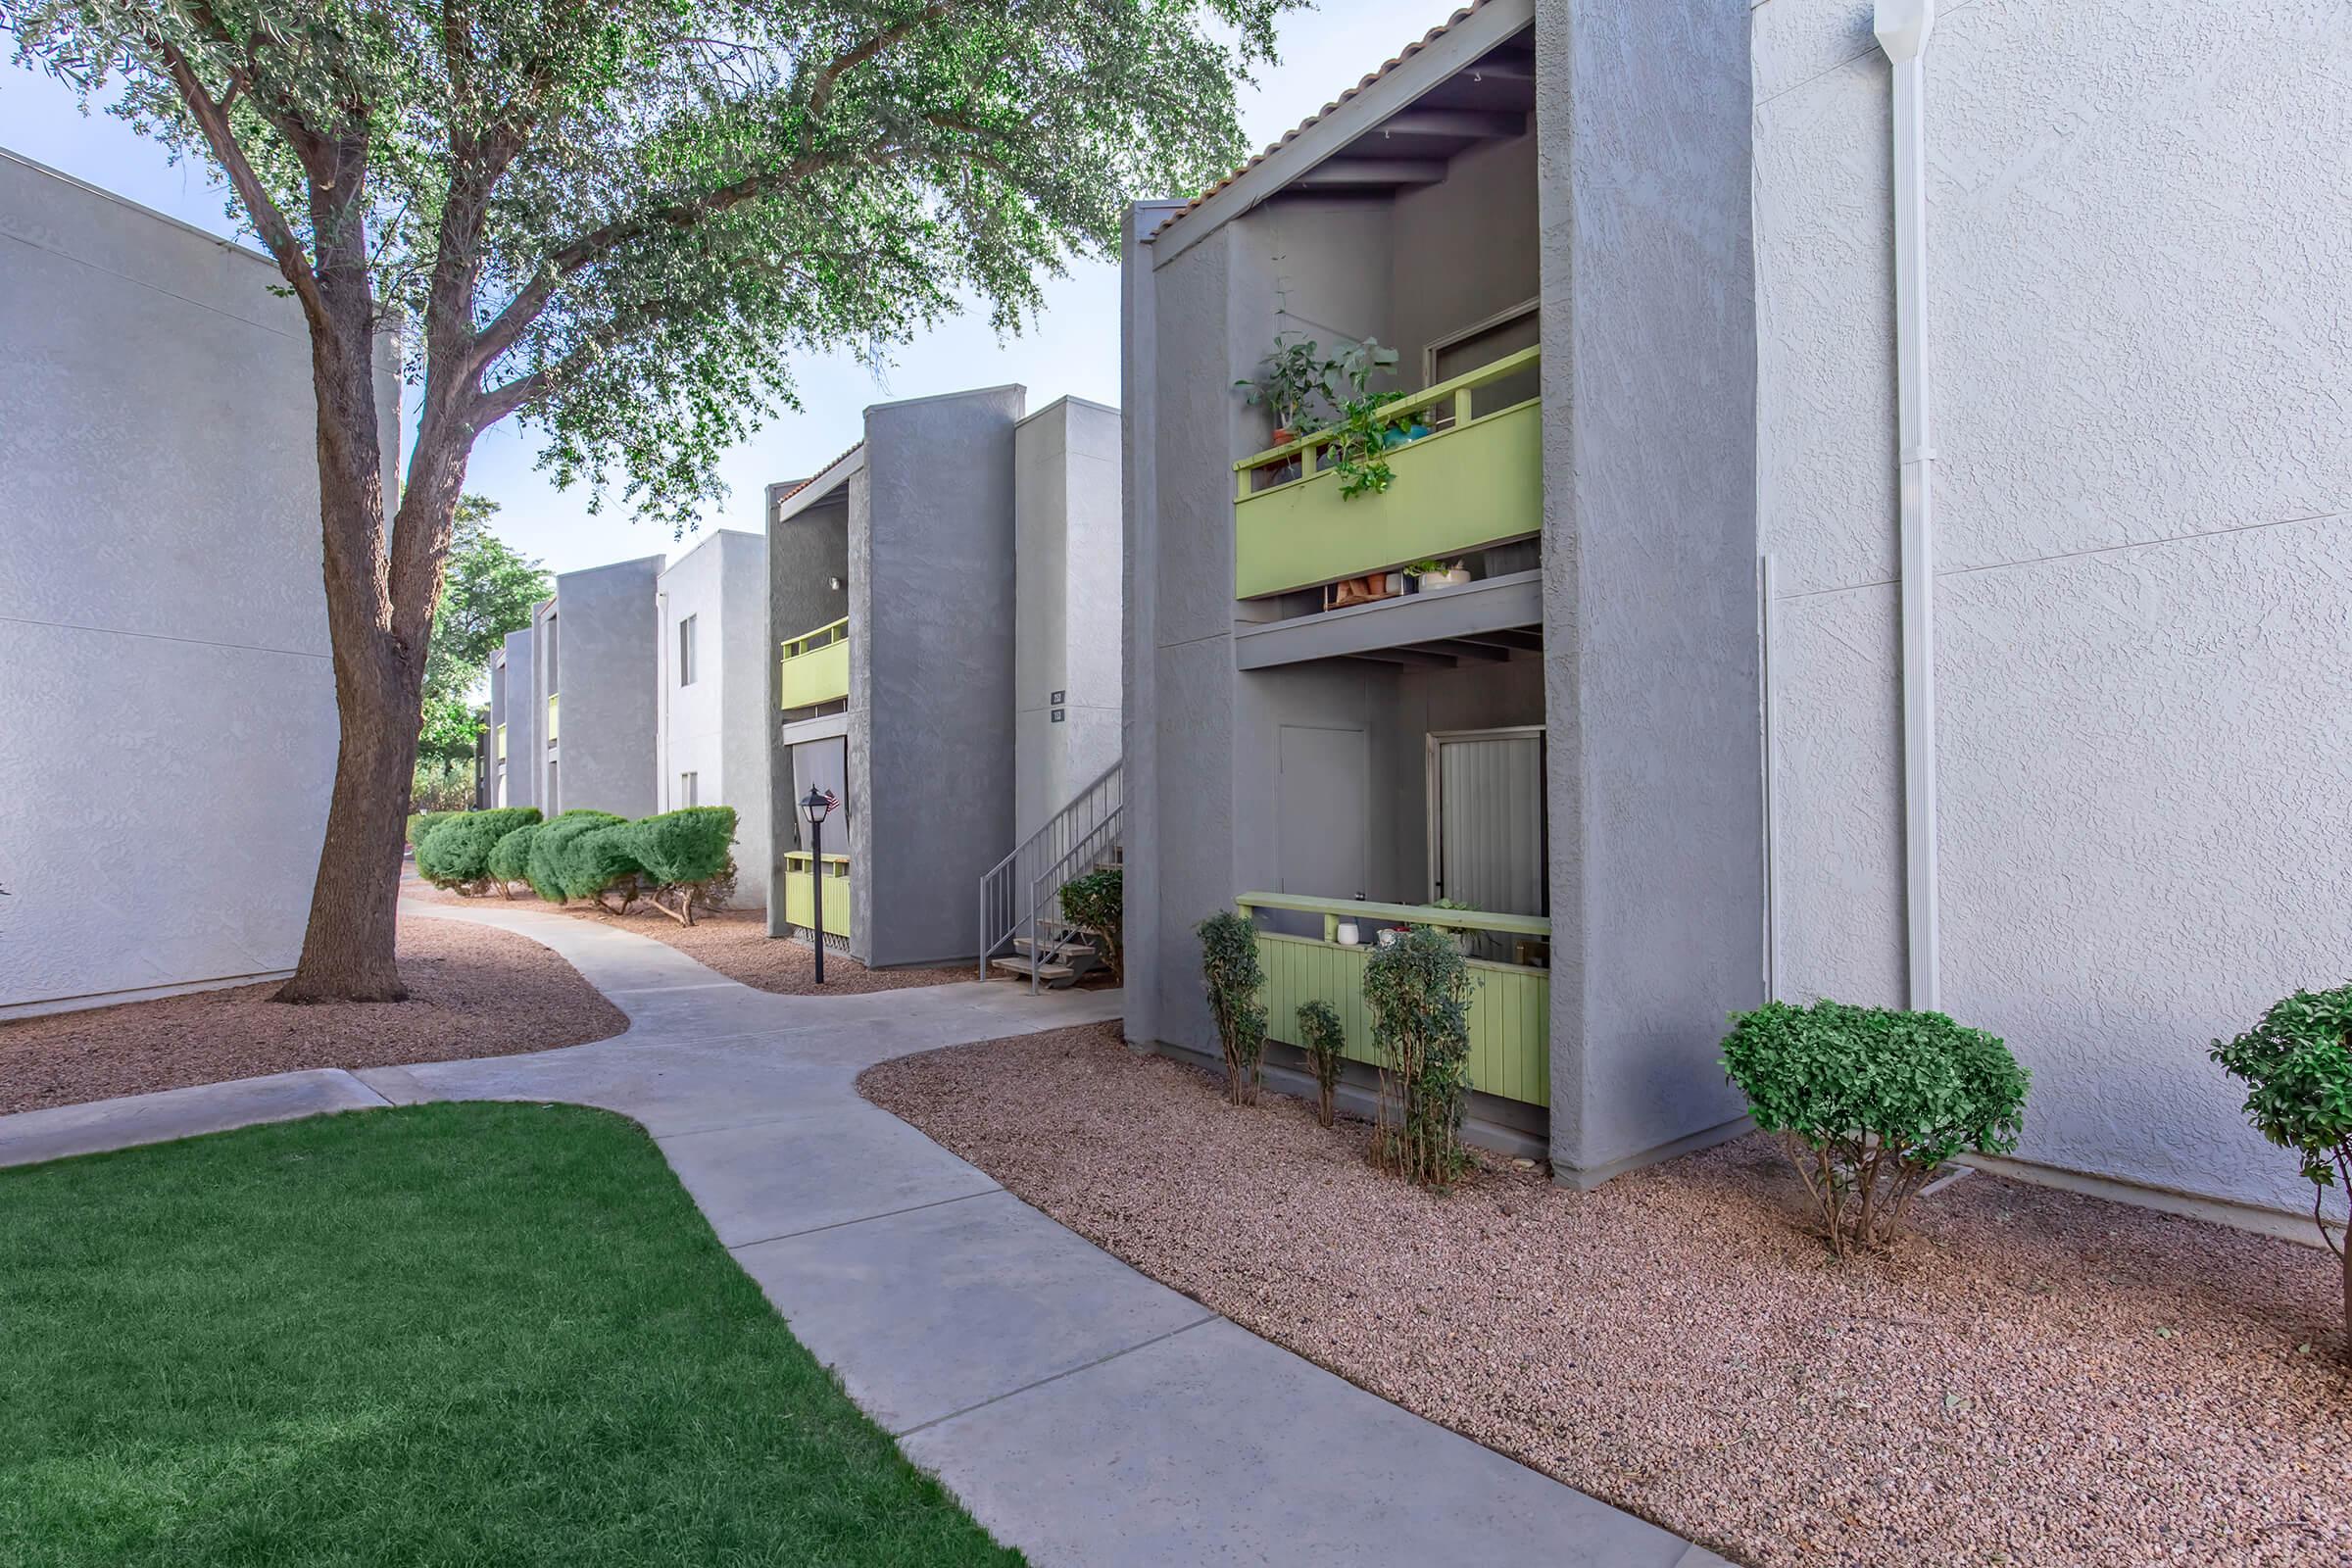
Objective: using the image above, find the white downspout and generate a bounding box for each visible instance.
[1877,0,1939,1011]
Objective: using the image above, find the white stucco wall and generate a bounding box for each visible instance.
[1012,397,1124,839]
[1753,0,2352,1214]
[0,151,399,1016]
[657,529,771,908]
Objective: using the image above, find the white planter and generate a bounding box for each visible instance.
[1418,568,1473,592]
[1336,921,1360,946]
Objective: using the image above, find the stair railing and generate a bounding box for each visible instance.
[1020,802,1124,993]
[978,759,1122,981]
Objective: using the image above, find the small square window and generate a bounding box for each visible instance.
[680,770,699,807]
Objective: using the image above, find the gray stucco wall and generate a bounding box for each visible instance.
[0,150,399,1015]
[537,555,660,818]
[1389,129,1541,378]
[765,481,855,933]
[852,386,1026,967]
[1012,396,1125,838]
[1753,0,2352,1214]
[496,626,538,808]
[657,529,770,907]
[1537,0,1763,1181]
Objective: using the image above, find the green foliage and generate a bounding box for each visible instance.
[406,809,458,850]
[1325,339,1409,500]
[9,0,1302,529]
[2213,985,2352,1344]
[1058,866,1123,983]
[526,810,625,905]
[1722,999,2030,1255]
[487,822,541,895]
[1296,999,1348,1128]
[426,498,551,704]
[561,824,646,909]
[1197,910,1267,1105]
[1362,926,1473,1188]
[1234,333,1338,437]
[626,807,738,923]
[416,808,542,892]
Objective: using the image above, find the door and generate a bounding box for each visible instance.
[1430,729,1545,957]
[1277,725,1368,937]
[791,737,850,854]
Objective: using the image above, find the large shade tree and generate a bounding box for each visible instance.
[4,0,1289,1000]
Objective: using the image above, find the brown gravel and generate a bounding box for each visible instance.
[861,1021,2352,1568]
[405,879,973,996]
[0,911,625,1116]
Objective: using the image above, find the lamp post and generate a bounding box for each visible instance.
[800,786,835,985]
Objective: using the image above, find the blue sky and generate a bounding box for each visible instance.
[0,2,1449,574]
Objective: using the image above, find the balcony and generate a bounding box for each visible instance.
[1236,891,1549,1107]
[1232,347,1541,601]
[545,693,559,746]
[783,852,851,938]
[779,616,850,710]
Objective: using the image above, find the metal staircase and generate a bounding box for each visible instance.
[978,760,1121,992]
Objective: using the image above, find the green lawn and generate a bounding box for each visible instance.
[0,1103,1020,1567]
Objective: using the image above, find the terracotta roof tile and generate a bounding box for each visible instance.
[1147,2,1494,241]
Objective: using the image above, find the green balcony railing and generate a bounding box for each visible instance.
[1231,346,1542,601]
[778,616,850,710]
[783,852,851,938]
[1236,891,1550,1107]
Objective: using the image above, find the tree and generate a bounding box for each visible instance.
[6,0,1291,1000]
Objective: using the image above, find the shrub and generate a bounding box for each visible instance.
[486,822,541,896]
[1364,926,1474,1188]
[561,822,646,911]
[525,809,624,904]
[417,808,540,894]
[1196,910,1266,1105]
[1722,999,2029,1256]
[1058,866,1123,982]
[407,809,458,850]
[2212,984,2352,1355]
[627,807,739,925]
[1297,1000,1348,1128]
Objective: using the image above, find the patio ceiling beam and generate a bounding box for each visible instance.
[1464,50,1537,84]
[1446,628,1544,653]
[1293,159,1449,188]
[1373,109,1528,141]
[1416,639,1514,662]
[1342,647,1459,668]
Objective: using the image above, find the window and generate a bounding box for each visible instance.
[544,612,560,693]
[678,614,698,686]
[546,760,559,812]
[679,770,699,807]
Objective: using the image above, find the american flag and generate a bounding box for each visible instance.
[820,788,840,815]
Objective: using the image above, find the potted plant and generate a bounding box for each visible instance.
[1234,333,1337,448]
[1325,338,1409,499]
[1404,560,1473,592]
[1423,897,1479,953]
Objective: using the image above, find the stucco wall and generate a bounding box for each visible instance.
[857,386,1026,967]
[496,627,538,808]
[1012,397,1125,838]
[538,556,660,818]
[1389,129,1542,378]
[657,529,770,908]
[1538,0,1763,1181]
[0,151,398,1015]
[1754,0,2352,1214]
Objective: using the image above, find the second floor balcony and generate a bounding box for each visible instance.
[778,616,850,711]
[1232,346,1541,604]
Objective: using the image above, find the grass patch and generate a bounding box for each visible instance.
[0,1103,1020,1566]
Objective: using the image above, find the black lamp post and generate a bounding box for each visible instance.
[800,786,834,985]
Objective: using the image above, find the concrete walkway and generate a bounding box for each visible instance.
[0,900,1721,1567]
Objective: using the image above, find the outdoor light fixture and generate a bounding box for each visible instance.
[801,786,837,985]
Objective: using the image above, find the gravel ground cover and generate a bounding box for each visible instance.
[0,912,625,1115]
[404,879,973,996]
[861,1020,2352,1568]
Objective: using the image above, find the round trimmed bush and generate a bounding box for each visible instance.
[486,822,542,895]
[407,809,458,850]
[558,822,646,907]
[626,807,738,923]
[1721,999,2028,1255]
[416,808,541,893]
[525,809,623,904]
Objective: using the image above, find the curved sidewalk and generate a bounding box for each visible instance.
[0,900,1720,1568]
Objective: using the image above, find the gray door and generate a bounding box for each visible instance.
[1432,731,1545,929]
[790,737,849,853]
[1277,725,1368,927]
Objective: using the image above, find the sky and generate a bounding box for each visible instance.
[0,1,1453,575]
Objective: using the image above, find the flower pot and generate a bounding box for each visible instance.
[1417,568,1473,592]
[1272,426,1297,447]
[1336,920,1360,946]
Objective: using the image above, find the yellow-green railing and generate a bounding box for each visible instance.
[1232,346,1541,600]
[778,616,851,710]
[783,852,851,938]
[1236,891,1550,1107]
[545,693,559,746]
